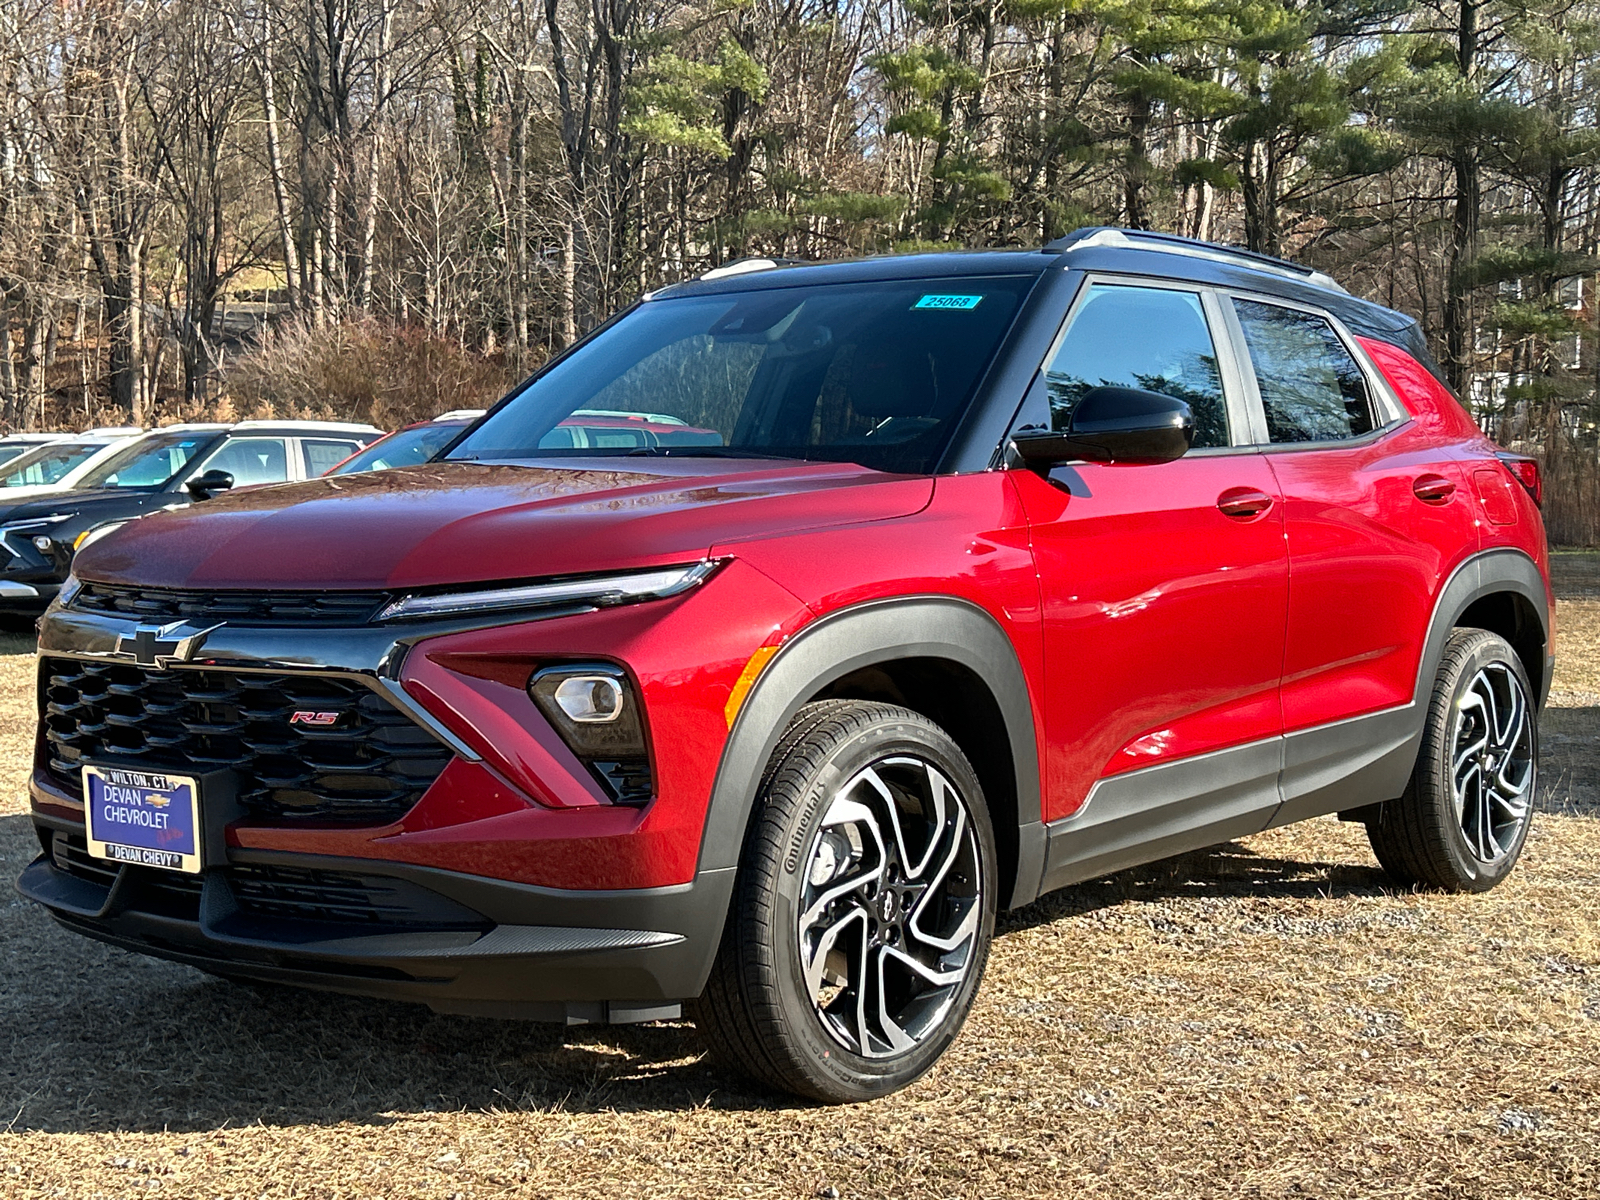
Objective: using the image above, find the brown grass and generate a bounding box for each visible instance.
[1,590,1598,1199]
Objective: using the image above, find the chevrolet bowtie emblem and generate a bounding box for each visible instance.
[114,622,221,669]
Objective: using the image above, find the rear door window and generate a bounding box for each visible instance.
[1041,283,1230,448]
[1232,299,1375,443]
[301,439,362,476]
[196,437,291,486]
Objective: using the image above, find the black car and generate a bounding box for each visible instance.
[0,421,381,615]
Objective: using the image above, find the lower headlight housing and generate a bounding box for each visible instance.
[528,663,653,803]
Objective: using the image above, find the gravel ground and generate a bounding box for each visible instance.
[1,581,1598,1199]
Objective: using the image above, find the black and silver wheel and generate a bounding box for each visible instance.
[691,700,996,1102]
[1366,629,1537,892]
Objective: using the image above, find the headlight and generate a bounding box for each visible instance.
[56,574,83,607]
[73,521,127,552]
[376,560,720,622]
[0,515,70,558]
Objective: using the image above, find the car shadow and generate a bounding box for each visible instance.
[2,810,1416,1135]
[998,837,1395,936]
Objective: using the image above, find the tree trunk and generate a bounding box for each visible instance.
[259,33,301,309]
[1443,0,1481,394]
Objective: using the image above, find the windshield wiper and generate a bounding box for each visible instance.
[626,447,798,461]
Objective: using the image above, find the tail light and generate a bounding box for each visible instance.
[1497,453,1542,507]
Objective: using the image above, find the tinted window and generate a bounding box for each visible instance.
[448,277,1034,474]
[1233,299,1374,443]
[1042,284,1228,448]
[0,441,103,487]
[302,439,362,476]
[330,424,465,474]
[80,433,216,488]
[199,437,290,486]
[0,445,33,468]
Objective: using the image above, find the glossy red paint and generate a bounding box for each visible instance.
[74,459,934,591]
[47,329,1554,895]
[1010,456,1288,813]
[1360,335,1552,613]
[228,557,812,890]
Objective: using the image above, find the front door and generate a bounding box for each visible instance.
[1012,279,1290,885]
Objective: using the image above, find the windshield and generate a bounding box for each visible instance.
[0,444,40,469]
[447,276,1032,474]
[77,432,219,489]
[330,423,465,475]
[0,441,104,487]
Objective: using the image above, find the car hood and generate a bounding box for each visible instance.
[0,488,157,526]
[74,459,934,591]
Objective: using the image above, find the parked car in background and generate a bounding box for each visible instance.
[20,230,1551,1104]
[326,408,723,476]
[0,428,145,498]
[325,411,484,475]
[0,433,69,470]
[0,420,381,614]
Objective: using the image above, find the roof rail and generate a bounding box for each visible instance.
[1046,226,1346,294]
[696,256,807,282]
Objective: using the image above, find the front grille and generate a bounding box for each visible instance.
[42,657,452,824]
[48,832,488,930]
[70,583,390,626]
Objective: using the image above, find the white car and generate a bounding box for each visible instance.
[0,433,71,471]
[0,429,146,500]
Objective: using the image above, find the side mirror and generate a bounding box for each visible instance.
[185,469,235,500]
[1008,386,1194,470]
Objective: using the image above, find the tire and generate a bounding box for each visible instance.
[690,700,997,1103]
[1365,629,1537,892]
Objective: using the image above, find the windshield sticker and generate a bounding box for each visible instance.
[913,294,983,311]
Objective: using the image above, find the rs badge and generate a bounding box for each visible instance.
[289,711,344,728]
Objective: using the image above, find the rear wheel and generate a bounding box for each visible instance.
[691,700,996,1102]
[1365,629,1537,892]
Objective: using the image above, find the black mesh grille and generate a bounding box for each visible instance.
[69,583,390,626]
[42,657,452,824]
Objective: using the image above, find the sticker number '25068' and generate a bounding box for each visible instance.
[83,765,203,874]
[912,294,983,311]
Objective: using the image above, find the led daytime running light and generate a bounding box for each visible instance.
[377,560,719,622]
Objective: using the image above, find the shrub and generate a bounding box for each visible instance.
[223,317,514,429]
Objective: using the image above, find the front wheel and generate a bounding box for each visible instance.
[691,700,996,1102]
[1366,629,1537,892]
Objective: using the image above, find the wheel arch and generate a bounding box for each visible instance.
[1421,548,1551,709]
[697,596,1045,911]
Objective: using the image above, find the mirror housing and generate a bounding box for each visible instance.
[185,469,236,501]
[1008,386,1194,470]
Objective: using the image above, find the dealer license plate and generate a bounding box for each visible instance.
[83,765,203,874]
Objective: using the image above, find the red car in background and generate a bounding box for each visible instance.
[23,229,1551,1103]
[328,409,722,475]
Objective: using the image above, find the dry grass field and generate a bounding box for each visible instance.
[2,566,1599,1199]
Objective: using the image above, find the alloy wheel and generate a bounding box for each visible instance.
[1451,662,1535,865]
[795,755,983,1059]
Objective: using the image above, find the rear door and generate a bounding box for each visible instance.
[1012,277,1290,870]
[1224,294,1479,822]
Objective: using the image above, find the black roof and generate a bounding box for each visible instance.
[653,228,1443,381]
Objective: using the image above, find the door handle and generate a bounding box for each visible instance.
[1412,473,1457,504]
[1217,487,1274,519]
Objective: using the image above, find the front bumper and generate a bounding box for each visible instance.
[18,809,733,1022]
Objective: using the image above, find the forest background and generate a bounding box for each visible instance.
[3,0,1599,539]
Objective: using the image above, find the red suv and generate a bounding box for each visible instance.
[20,228,1551,1103]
